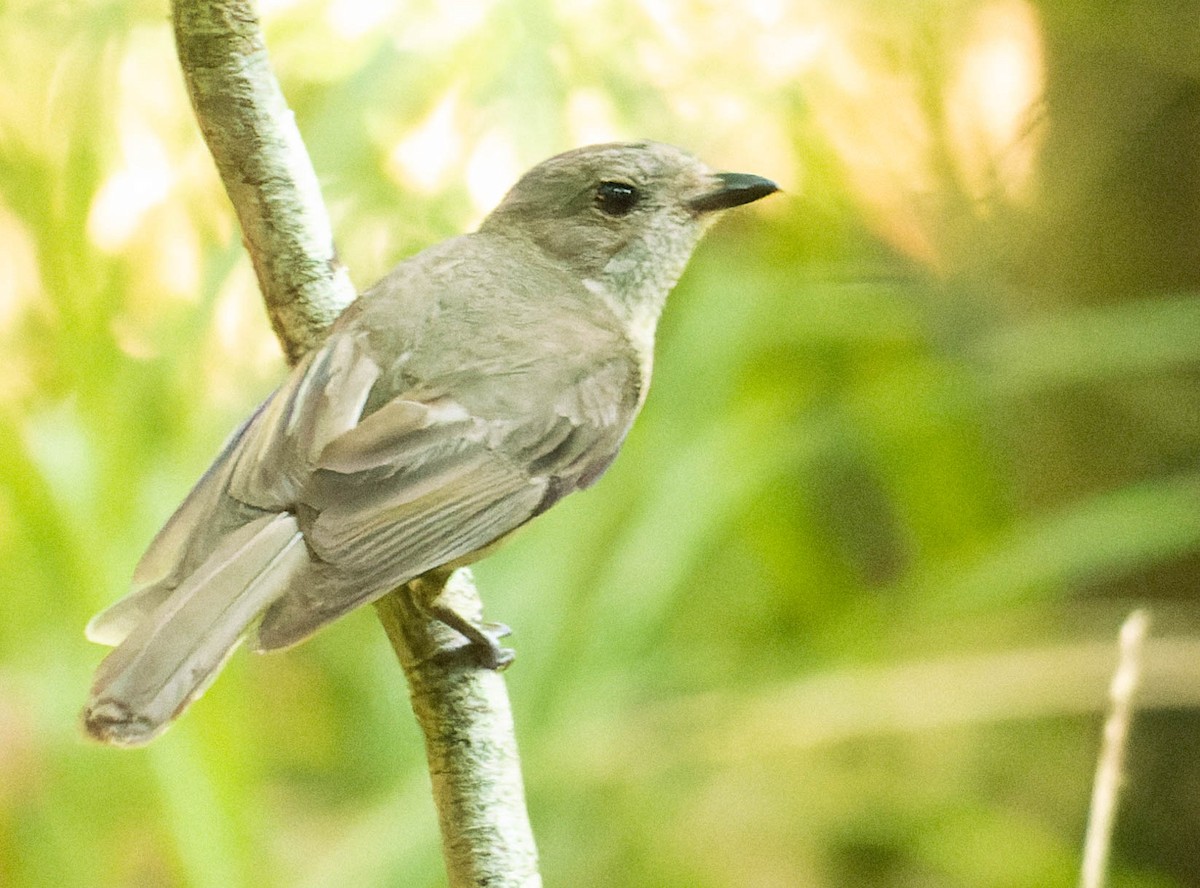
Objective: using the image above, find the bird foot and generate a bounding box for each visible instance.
[410,569,515,670]
[427,604,515,670]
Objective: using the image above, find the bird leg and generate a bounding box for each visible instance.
[407,568,515,670]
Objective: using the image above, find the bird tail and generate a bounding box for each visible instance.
[82,512,310,747]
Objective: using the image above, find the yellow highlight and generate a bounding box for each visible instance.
[388,91,464,194]
[466,131,522,219]
[947,0,1046,204]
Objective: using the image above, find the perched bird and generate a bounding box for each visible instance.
[83,141,777,746]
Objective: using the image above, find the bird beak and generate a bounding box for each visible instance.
[688,172,779,213]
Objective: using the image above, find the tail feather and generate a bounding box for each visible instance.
[85,415,268,651]
[82,512,310,747]
[131,409,263,591]
[84,585,174,648]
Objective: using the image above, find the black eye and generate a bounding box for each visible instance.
[594,181,640,216]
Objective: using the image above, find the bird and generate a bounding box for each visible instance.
[82,141,778,746]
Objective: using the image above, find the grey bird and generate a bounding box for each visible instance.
[83,141,777,746]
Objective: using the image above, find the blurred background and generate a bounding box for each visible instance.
[3,0,1200,885]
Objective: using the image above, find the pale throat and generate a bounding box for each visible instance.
[584,244,694,404]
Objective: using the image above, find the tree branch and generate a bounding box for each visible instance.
[173,0,355,361]
[170,1,541,883]
[375,573,541,887]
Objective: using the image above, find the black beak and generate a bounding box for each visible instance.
[688,172,779,213]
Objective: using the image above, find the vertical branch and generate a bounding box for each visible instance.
[169,2,541,884]
[1079,609,1149,888]
[172,0,355,361]
[375,572,541,888]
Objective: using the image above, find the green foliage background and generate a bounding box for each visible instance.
[2,0,1200,885]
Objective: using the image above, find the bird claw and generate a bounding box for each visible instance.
[473,632,516,671]
[470,621,515,670]
[483,621,512,640]
[427,624,514,671]
[416,576,515,671]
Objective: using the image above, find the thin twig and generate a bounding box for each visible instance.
[1079,609,1149,888]
[169,2,540,883]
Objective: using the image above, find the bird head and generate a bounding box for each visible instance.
[479,141,777,318]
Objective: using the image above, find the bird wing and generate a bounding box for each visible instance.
[253,348,638,650]
[86,335,382,647]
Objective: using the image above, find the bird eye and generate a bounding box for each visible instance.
[594,181,640,216]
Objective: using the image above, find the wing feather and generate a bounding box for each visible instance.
[228,336,381,507]
[255,457,544,650]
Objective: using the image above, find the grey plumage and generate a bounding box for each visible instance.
[83,141,777,746]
